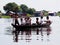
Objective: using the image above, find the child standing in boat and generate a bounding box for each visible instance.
[40,16,44,24]
[36,18,40,25]
[20,18,24,25]
[15,14,19,25]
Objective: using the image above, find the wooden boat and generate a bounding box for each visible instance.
[12,23,51,29]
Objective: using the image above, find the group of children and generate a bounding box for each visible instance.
[36,16,51,25]
[20,17,31,25]
[14,16,51,25]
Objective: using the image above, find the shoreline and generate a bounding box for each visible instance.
[0,15,60,18]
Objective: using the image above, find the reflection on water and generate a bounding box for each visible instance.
[5,25,51,42]
[4,17,52,42]
[1,16,60,45]
[5,26,13,35]
[11,27,51,42]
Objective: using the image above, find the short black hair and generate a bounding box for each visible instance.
[46,16,49,19]
[41,16,43,19]
[36,18,39,20]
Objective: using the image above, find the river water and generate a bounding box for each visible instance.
[0,16,60,45]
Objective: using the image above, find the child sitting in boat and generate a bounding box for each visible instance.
[40,16,44,24]
[45,16,51,25]
[25,17,31,25]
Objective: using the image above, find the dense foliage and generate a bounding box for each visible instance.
[3,2,36,15]
[2,2,60,17]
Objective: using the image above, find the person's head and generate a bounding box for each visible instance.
[46,16,49,20]
[36,18,39,21]
[41,16,43,19]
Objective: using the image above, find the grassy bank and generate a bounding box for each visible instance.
[1,14,60,18]
[1,15,11,18]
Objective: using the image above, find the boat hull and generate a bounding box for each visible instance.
[12,23,50,29]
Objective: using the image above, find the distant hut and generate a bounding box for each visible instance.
[34,11,44,17]
[48,12,56,16]
[34,11,40,17]
[54,12,57,16]
[20,13,27,17]
[9,11,15,18]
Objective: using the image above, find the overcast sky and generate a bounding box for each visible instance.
[0,0,60,13]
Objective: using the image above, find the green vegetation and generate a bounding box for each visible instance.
[20,4,28,13]
[3,2,20,13]
[3,2,36,15]
[42,10,49,16]
[27,14,32,17]
[1,15,11,18]
[0,2,59,18]
[57,11,60,16]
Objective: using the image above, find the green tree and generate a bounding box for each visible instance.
[27,8,36,15]
[3,2,21,14]
[20,4,28,13]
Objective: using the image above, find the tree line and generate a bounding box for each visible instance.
[0,2,60,16]
[3,2,36,15]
